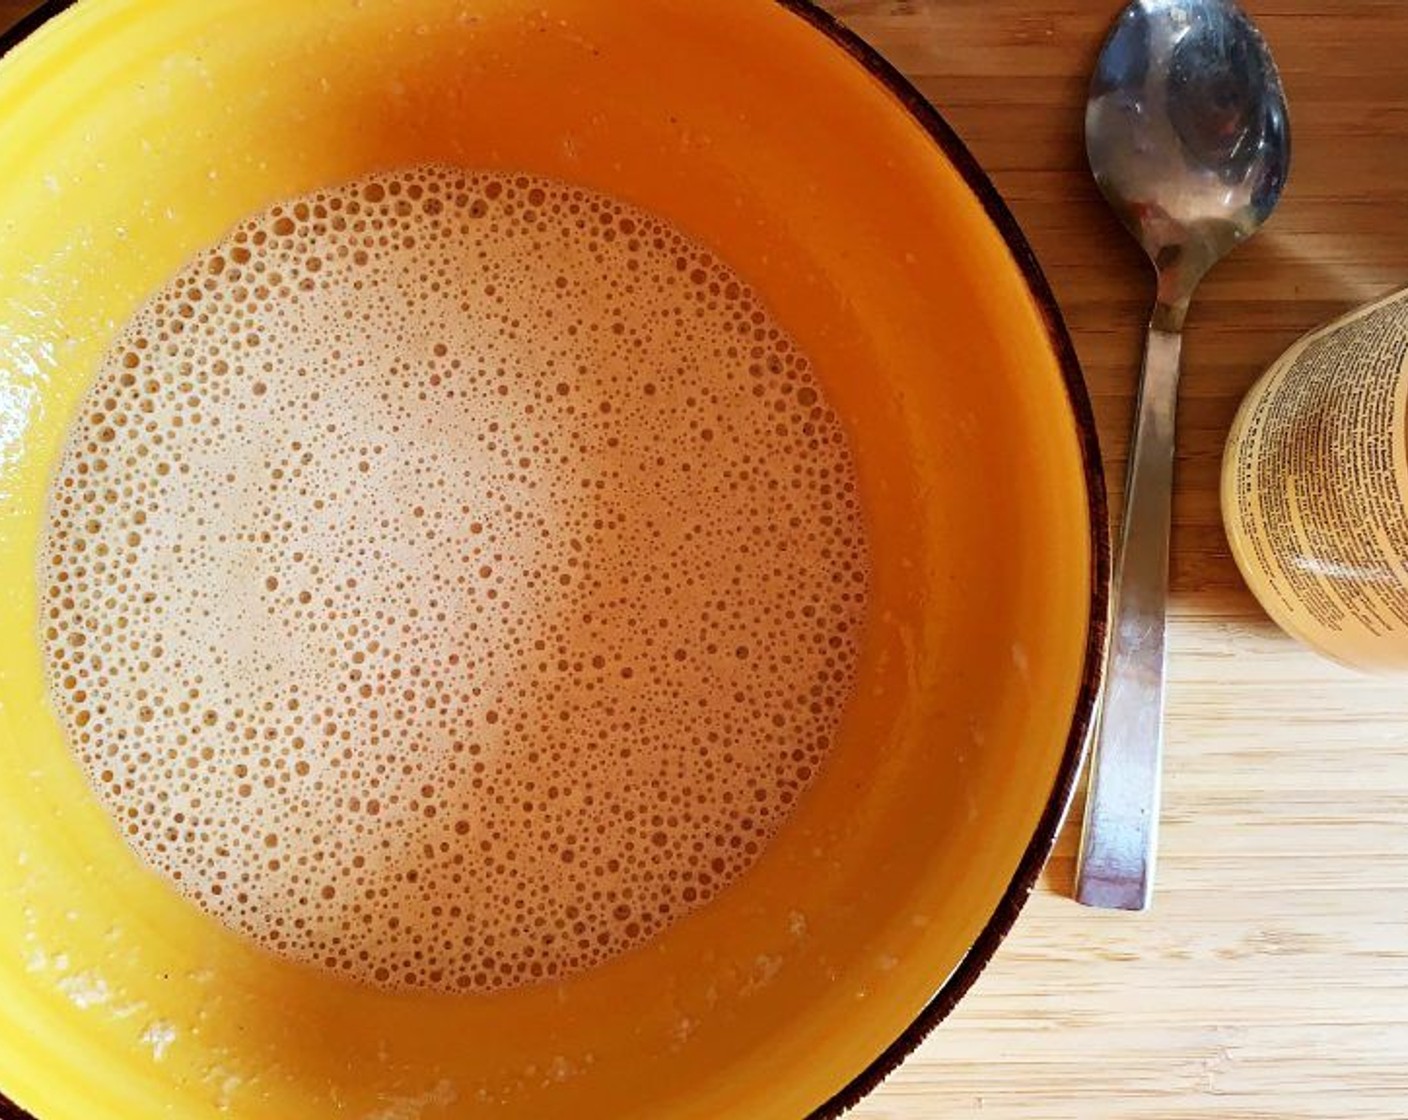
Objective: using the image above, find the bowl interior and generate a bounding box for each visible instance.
[0,1,1102,1117]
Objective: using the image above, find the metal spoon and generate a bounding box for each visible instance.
[1076,0,1290,910]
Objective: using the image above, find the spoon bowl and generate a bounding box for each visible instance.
[1087,0,1290,324]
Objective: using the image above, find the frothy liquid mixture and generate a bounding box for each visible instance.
[40,167,869,992]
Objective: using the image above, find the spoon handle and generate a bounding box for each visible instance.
[1076,325,1182,911]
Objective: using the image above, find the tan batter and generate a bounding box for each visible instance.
[40,167,869,992]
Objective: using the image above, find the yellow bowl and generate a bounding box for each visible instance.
[0,1,1108,1116]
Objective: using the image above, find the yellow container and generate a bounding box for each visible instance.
[1223,289,1408,673]
[0,1,1107,1116]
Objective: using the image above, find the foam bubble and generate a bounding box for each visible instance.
[40,166,870,993]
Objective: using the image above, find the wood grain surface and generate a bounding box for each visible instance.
[4,1,1408,1117]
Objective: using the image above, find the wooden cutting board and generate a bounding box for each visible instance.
[4,1,1408,1117]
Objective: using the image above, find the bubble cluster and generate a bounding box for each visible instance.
[39,166,870,993]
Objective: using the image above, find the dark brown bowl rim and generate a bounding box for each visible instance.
[0,1,1110,1117]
